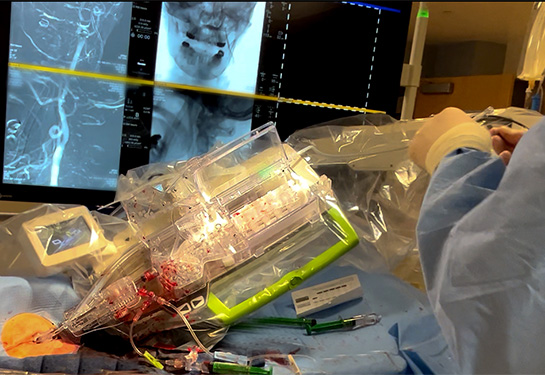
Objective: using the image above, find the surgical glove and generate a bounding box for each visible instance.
[490,126,526,165]
[409,107,492,174]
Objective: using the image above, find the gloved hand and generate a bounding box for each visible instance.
[490,126,526,166]
[409,107,492,174]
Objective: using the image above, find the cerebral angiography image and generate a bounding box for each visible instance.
[9,2,132,74]
[3,2,132,190]
[4,69,125,190]
[150,87,253,163]
[155,2,266,94]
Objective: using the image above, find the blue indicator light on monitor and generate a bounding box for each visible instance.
[342,2,401,13]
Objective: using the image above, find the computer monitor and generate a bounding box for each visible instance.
[0,1,411,211]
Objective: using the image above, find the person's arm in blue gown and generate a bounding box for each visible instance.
[416,116,545,373]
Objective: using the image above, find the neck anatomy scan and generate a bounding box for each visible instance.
[4,2,128,189]
[164,2,256,81]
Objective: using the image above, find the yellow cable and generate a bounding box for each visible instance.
[9,62,385,114]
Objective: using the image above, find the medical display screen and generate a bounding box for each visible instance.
[0,2,410,207]
[151,2,265,163]
[4,3,130,190]
[36,216,92,255]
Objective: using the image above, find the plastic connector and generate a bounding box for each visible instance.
[143,351,164,369]
[64,277,141,336]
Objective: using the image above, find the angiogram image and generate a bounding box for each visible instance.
[154,2,266,94]
[9,2,131,74]
[4,69,126,190]
[3,2,132,189]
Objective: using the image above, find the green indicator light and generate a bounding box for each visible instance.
[258,164,275,179]
[417,9,429,18]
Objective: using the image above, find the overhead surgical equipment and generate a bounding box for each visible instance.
[401,2,429,120]
[518,2,545,110]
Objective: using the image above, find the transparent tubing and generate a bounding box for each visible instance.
[162,299,211,355]
[128,297,212,357]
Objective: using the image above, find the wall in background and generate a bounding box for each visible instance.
[421,41,506,78]
[406,2,534,75]
[404,2,535,117]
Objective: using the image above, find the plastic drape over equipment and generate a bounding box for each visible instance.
[0,204,136,290]
[1,123,359,360]
[0,114,468,374]
[517,2,545,110]
[286,114,430,289]
[518,2,545,82]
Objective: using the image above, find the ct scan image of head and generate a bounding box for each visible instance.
[163,2,256,81]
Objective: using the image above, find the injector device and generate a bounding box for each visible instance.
[36,122,359,350]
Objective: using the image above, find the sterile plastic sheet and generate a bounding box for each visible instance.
[0,204,76,277]
[286,114,429,290]
[518,2,545,81]
[114,160,189,243]
[472,106,544,130]
[0,204,135,297]
[48,123,361,357]
[0,119,461,374]
[69,211,139,297]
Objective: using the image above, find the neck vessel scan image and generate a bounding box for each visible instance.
[5,2,131,190]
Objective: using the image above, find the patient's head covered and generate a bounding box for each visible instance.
[164,2,256,80]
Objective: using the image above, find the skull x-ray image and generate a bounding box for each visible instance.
[150,87,253,163]
[3,2,132,189]
[155,2,266,94]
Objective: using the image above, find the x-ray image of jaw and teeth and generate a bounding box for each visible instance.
[4,2,131,190]
[151,2,266,163]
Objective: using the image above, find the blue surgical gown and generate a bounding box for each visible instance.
[417,118,545,373]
